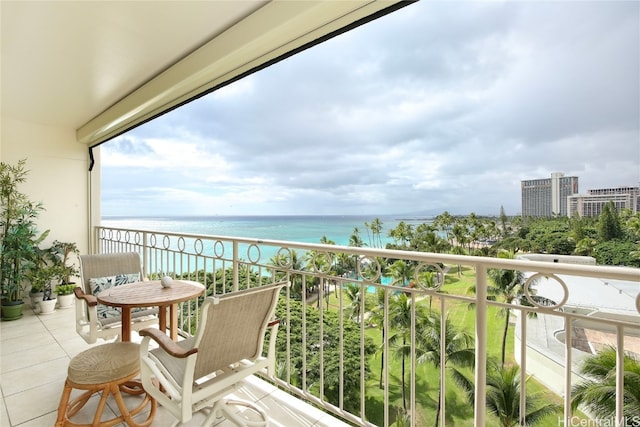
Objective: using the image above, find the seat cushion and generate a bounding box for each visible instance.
[150,337,196,385]
[90,273,140,319]
[68,342,140,384]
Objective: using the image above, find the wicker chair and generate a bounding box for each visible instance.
[74,252,158,344]
[139,281,288,426]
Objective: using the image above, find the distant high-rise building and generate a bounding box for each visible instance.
[568,186,640,217]
[521,172,579,217]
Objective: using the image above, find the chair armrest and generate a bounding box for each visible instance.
[73,287,97,307]
[139,328,198,358]
[267,319,280,328]
[265,318,281,376]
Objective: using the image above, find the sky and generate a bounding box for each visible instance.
[101,1,640,218]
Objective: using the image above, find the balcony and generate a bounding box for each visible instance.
[0,301,347,427]
[2,225,639,426]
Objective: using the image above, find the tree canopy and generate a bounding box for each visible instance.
[274,298,376,413]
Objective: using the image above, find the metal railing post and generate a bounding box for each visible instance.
[142,231,149,277]
[232,240,239,291]
[474,265,487,427]
[616,326,624,427]
[564,317,573,424]
[520,312,527,426]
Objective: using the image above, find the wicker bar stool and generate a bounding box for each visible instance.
[55,342,155,427]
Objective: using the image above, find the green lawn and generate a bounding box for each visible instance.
[325,265,585,426]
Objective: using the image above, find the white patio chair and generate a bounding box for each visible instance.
[138,281,288,427]
[74,252,158,344]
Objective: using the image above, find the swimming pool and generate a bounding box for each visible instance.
[366,276,394,293]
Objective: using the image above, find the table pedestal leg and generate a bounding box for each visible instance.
[169,304,178,341]
[121,308,132,342]
[158,306,167,334]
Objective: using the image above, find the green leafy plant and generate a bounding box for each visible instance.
[29,280,46,295]
[0,159,49,303]
[51,240,79,285]
[572,346,640,422]
[26,260,61,301]
[27,242,79,300]
[55,283,77,296]
[27,244,68,300]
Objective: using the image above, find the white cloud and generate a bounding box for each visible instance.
[101,1,640,217]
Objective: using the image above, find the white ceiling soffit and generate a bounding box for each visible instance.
[1,1,268,133]
[78,0,405,146]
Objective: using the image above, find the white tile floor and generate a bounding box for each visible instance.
[1,302,349,426]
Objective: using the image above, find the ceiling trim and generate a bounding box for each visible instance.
[77,0,408,146]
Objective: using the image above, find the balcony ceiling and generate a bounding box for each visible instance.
[1,0,403,145]
[1,1,266,129]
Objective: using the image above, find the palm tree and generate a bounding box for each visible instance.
[335,252,356,278]
[485,219,501,243]
[487,252,524,367]
[389,221,414,248]
[367,217,384,248]
[451,221,469,254]
[486,251,554,366]
[343,282,362,320]
[413,224,450,254]
[269,249,305,299]
[369,288,387,389]
[359,256,384,283]
[414,312,475,427]
[434,211,455,247]
[388,260,414,289]
[349,227,364,247]
[363,221,373,247]
[418,270,436,312]
[450,245,466,277]
[456,359,560,426]
[304,248,334,309]
[571,346,640,422]
[488,362,560,426]
[388,292,426,411]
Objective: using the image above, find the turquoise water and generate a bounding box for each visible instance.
[100,215,434,274]
[367,277,394,293]
[101,215,432,247]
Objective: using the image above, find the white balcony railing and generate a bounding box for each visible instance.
[95,226,640,427]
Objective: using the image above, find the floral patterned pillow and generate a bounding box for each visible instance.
[89,273,141,319]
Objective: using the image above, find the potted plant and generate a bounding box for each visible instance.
[55,283,77,309]
[51,241,79,308]
[26,257,60,315]
[1,159,49,320]
[28,280,45,311]
[51,240,79,285]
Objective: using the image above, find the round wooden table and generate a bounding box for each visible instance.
[97,280,205,341]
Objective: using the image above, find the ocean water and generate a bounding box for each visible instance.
[100,215,432,247]
[101,215,435,279]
